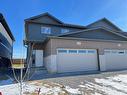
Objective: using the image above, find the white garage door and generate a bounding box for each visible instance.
[105,50,127,70]
[57,49,98,73]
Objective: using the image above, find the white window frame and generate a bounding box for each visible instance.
[41,26,51,34]
[61,28,69,34]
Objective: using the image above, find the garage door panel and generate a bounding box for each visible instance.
[57,49,98,73]
[105,50,127,70]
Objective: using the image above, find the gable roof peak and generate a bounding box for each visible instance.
[100,17,113,22]
[25,12,64,24]
[87,17,122,31]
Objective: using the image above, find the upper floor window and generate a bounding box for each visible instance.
[41,26,51,34]
[61,29,69,34]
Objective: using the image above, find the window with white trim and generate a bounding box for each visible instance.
[41,26,51,34]
[61,29,69,33]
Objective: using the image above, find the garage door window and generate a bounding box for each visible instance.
[105,50,126,54]
[118,51,124,54]
[88,50,95,53]
[58,50,67,53]
[112,51,117,54]
[69,50,77,53]
[105,50,110,54]
[78,50,86,53]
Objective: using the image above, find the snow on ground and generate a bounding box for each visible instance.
[0,80,81,95]
[79,74,127,95]
[0,83,20,95]
[65,86,81,94]
[1,74,127,95]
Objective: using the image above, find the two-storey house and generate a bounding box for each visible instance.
[24,13,127,73]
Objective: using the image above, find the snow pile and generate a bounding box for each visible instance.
[94,74,127,95]
[65,86,81,94]
[0,81,82,95]
[0,83,20,95]
[95,78,127,93]
[109,74,127,83]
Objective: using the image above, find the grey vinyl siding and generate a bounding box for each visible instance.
[87,20,120,31]
[27,23,82,41]
[61,29,127,41]
[32,15,61,24]
[27,23,47,41]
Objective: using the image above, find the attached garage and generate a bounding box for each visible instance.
[56,49,99,73]
[104,50,127,71]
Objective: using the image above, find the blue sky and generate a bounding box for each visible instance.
[0,0,127,58]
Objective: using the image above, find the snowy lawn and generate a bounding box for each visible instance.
[79,74,127,95]
[1,74,127,95]
[0,80,82,95]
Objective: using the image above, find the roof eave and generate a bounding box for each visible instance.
[47,36,127,43]
[86,18,122,31]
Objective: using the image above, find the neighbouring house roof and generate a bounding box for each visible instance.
[86,18,122,31]
[25,12,86,29]
[0,13,15,41]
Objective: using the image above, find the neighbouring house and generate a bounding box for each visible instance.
[0,13,15,68]
[24,12,127,73]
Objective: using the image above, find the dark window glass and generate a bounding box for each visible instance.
[78,50,86,53]
[69,50,77,53]
[118,51,124,54]
[88,50,95,53]
[58,50,67,53]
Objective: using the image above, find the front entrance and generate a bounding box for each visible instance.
[33,50,43,67]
